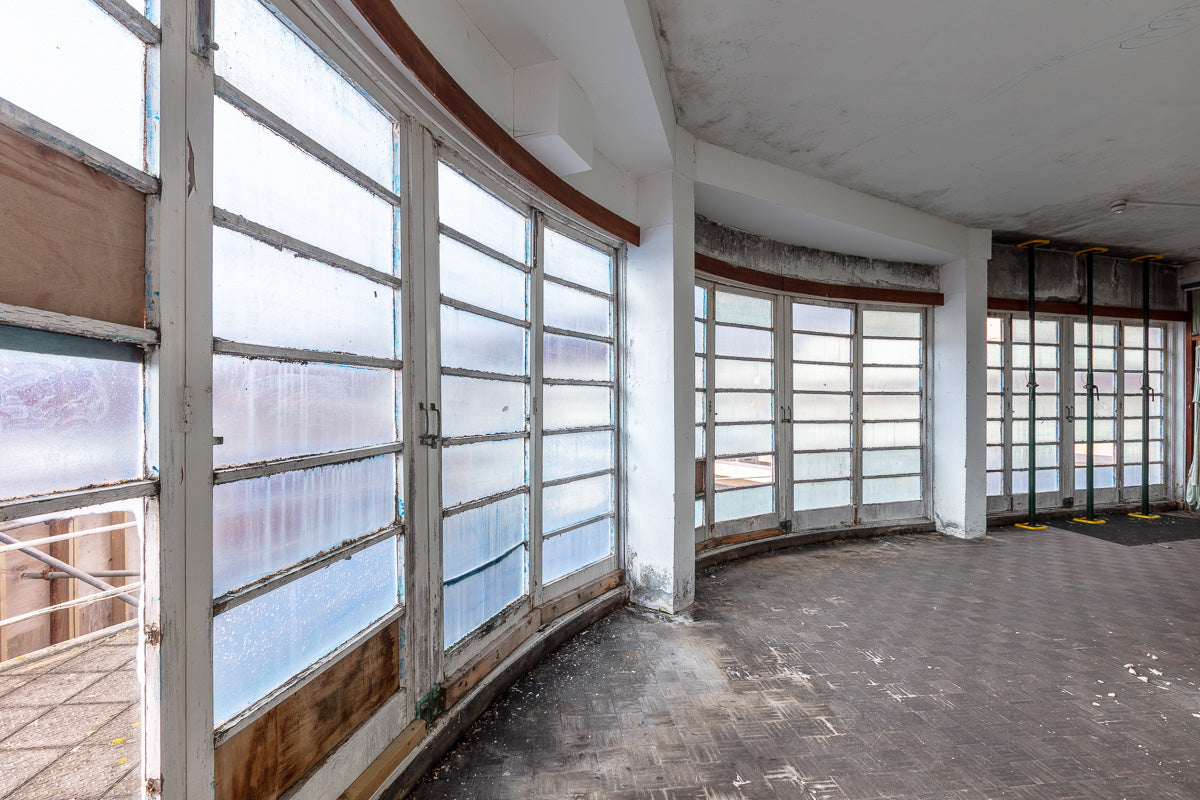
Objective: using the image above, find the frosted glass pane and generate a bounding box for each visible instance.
[215,0,392,186]
[794,334,851,364]
[862,476,921,504]
[696,425,705,458]
[440,376,526,437]
[0,329,141,500]
[545,229,612,294]
[544,335,611,382]
[793,303,852,335]
[1122,464,1164,486]
[543,518,613,583]
[795,364,850,393]
[545,282,611,337]
[0,0,146,168]
[987,369,1003,393]
[793,451,851,481]
[696,356,707,388]
[1012,469,1058,493]
[1075,346,1116,370]
[714,485,773,522]
[1076,418,1115,441]
[1075,371,1116,393]
[213,538,397,723]
[715,292,772,328]
[695,321,706,353]
[1012,344,1057,370]
[1073,442,1116,465]
[441,439,526,508]
[1012,320,1058,344]
[1075,466,1116,490]
[794,423,851,450]
[695,285,708,319]
[695,497,705,527]
[863,310,921,338]
[1075,393,1116,418]
[1074,322,1116,347]
[862,448,921,476]
[863,421,921,449]
[443,546,525,647]
[1123,349,1144,371]
[862,367,920,393]
[986,472,1003,495]
[715,392,773,422]
[987,343,1003,367]
[715,359,772,390]
[794,480,850,510]
[986,420,1002,443]
[438,163,528,263]
[213,356,394,467]
[441,306,527,376]
[1123,418,1164,441]
[1011,370,1058,394]
[987,395,1003,419]
[1124,326,1147,348]
[213,227,394,357]
[440,236,527,320]
[1123,441,1164,464]
[987,446,1003,469]
[986,317,1004,342]
[716,326,772,359]
[715,424,772,456]
[544,431,613,482]
[862,394,920,421]
[696,391,707,424]
[863,339,921,365]
[543,384,611,430]
[1012,444,1060,467]
[1011,419,1059,444]
[793,393,850,421]
[1011,395,1058,419]
[213,456,395,596]
[543,474,613,535]
[443,494,527,583]
[214,99,393,271]
[715,455,773,489]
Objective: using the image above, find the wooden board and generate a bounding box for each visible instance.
[540,571,623,626]
[0,124,146,327]
[337,719,426,800]
[696,526,780,553]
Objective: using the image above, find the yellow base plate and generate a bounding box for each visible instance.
[1071,517,1107,525]
[1014,523,1048,530]
[1128,513,1161,519]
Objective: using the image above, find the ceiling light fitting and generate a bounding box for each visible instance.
[1111,199,1200,214]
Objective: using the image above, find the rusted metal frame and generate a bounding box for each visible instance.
[0,302,159,346]
[0,582,144,629]
[441,485,528,518]
[212,442,403,486]
[0,481,157,524]
[441,365,529,383]
[0,531,139,606]
[542,272,614,302]
[212,338,401,370]
[212,522,403,617]
[0,520,138,554]
[439,296,530,330]
[541,467,614,491]
[542,325,614,346]
[213,208,402,289]
[437,223,532,274]
[94,0,161,43]
[0,97,159,193]
[542,512,614,542]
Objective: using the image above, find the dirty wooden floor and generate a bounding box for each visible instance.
[412,527,1200,799]
[0,627,140,799]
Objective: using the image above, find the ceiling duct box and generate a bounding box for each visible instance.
[514,60,594,176]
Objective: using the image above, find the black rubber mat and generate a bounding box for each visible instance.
[1047,511,1200,546]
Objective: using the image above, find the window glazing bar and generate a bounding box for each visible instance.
[439,297,530,330]
[93,0,161,43]
[441,366,530,384]
[0,480,157,523]
[439,431,529,447]
[541,377,615,388]
[542,274,614,301]
[541,467,614,490]
[438,223,531,273]
[543,512,614,541]
[541,325,613,345]
[443,540,526,587]
[213,339,402,370]
[212,442,403,485]
[441,485,529,517]
[542,424,614,436]
[0,302,159,346]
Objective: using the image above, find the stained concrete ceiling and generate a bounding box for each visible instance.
[649,0,1200,261]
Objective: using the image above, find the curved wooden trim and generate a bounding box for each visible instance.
[987,297,1188,323]
[348,0,640,246]
[695,252,945,306]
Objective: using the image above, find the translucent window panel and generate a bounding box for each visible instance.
[441,439,526,508]
[1010,370,1058,394]
[862,476,921,505]
[792,393,851,422]
[1012,444,1061,467]
[543,384,612,430]
[443,544,525,647]
[213,227,394,357]
[214,99,393,271]
[1012,345,1058,370]
[212,356,394,467]
[986,369,1003,393]
[1123,441,1164,464]
[794,423,851,450]
[438,163,528,264]
[1012,395,1060,419]
[1074,442,1117,466]
[1125,349,1164,372]
[543,334,612,382]
[715,292,772,328]
[862,339,921,365]
[1012,320,1059,344]
[794,451,851,481]
[215,0,393,186]
[696,356,706,388]
[862,394,921,421]
[1123,349,1145,371]
[862,367,920,393]
[1011,419,1059,444]
[714,485,773,522]
[986,317,1004,342]
[1074,347,1116,370]
[1075,370,1116,393]
[543,474,613,534]
[443,494,527,583]
[1122,372,1162,393]
[715,326,773,360]
[986,446,1003,470]
[545,228,612,294]
[715,424,773,456]
[986,420,1003,443]
[440,236,527,320]
[862,310,921,339]
[986,343,1003,366]
[695,391,706,424]
[544,282,611,338]
[213,456,395,596]
[794,333,852,364]
[543,518,613,584]
[794,480,851,511]
[1075,418,1116,441]
[694,285,708,319]
[696,425,705,459]
[213,538,397,723]
[793,303,852,335]
[441,306,527,376]
[0,329,142,500]
[987,395,1004,419]
[794,364,851,393]
[1075,393,1116,418]
[862,448,921,476]
[1074,322,1117,347]
[1075,466,1117,490]
[1121,394,1163,418]
[544,430,613,482]
[1012,469,1058,493]
[715,392,773,422]
[862,422,921,449]
[986,472,1003,495]
[695,497,705,527]
[0,0,146,168]
[715,455,774,489]
[1122,418,1164,441]
[1123,326,1162,349]
[695,321,706,353]
[440,376,526,438]
[1122,464,1164,486]
[715,359,772,390]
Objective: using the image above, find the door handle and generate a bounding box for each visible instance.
[419,402,442,448]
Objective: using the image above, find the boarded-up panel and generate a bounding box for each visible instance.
[0,125,146,327]
[215,621,401,800]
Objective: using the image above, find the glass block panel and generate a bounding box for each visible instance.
[438,163,527,264]
[545,228,612,294]
[862,339,921,365]
[543,474,613,535]
[440,376,525,438]
[544,430,613,482]
[862,476,921,504]
[715,359,772,390]
[543,518,613,583]
[443,494,527,584]
[443,543,525,647]
[441,306,527,376]
[715,392,773,422]
[714,485,773,522]
[715,291,772,328]
[794,333,851,364]
[862,448,921,476]
[793,451,851,481]
[441,438,526,508]
[862,310,921,338]
[544,281,611,338]
[544,335,612,382]
[794,480,851,510]
[212,356,394,467]
[793,303,852,335]
[543,384,611,430]
[715,455,774,490]
[716,326,773,360]
[862,367,920,393]
[794,364,851,393]
[440,235,527,320]
[715,424,772,456]
[794,423,851,450]
[862,394,921,421]
[792,393,851,421]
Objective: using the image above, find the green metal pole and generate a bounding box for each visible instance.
[1027,244,1037,526]
[1141,258,1151,515]
[1086,251,1095,520]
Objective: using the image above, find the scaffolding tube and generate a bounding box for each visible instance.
[0,531,139,607]
[1016,240,1049,530]
[20,570,140,580]
[0,520,139,555]
[0,582,143,629]
[1130,254,1164,519]
[1073,248,1108,524]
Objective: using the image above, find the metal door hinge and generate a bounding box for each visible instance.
[415,684,443,722]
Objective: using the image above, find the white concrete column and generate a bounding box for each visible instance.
[621,147,696,612]
[932,228,991,539]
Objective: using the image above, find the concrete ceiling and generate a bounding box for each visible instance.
[649,0,1200,261]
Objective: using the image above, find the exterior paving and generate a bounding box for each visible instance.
[413,527,1200,799]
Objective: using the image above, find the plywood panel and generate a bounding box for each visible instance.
[0,125,146,327]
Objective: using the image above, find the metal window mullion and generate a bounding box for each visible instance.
[543,325,614,345]
[440,296,531,330]
[0,480,158,524]
[438,223,531,273]
[212,442,404,485]
[542,273,614,302]
[530,211,545,607]
[212,339,401,369]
